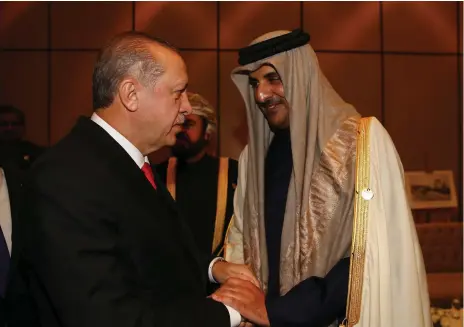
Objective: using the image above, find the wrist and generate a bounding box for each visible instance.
[212,257,227,283]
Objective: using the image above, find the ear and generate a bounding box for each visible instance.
[118,78,138,112]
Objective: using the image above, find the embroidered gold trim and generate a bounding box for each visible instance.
[212,157,229,254]
[342,117,372,327]
[166,157,177,199]
[220,215,235,258]
[296,115,359,286]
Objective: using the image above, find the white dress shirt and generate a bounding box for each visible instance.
[90,113,241,326]
[0,168,12,256]
[91,113,147,168]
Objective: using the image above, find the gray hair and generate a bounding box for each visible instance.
[92,31,177,110]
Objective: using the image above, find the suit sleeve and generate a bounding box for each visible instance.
[22,174,230,327]
[266,257,350,327]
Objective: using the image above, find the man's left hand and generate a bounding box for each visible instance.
[211,277,270,327]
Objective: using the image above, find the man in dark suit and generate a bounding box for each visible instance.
[0,105,46,172]
[0,165,38,327]
[21,32,257,327]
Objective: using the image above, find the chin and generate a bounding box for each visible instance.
[166,137,177,147]
[266,113,287,128]
[268,120,288,131]
[168,128,182,142]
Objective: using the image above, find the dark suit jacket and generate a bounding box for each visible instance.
[0,166,39,327]
[156,156,238,296]
[21,117,230,327]
[155,155,238,258]
[0,141,46,172]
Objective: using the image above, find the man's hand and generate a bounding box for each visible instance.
[212,261,260,288]
[211,278,270,327]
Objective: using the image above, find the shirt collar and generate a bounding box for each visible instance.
[91,113,149,168]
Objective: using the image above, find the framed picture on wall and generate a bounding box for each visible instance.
[404,170,458,210]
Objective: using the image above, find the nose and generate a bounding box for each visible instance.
[180,92,192,115]
[255,82,272,104]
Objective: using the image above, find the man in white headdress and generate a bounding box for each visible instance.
[212,29,431,327]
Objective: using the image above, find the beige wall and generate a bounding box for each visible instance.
[0,1,462,213]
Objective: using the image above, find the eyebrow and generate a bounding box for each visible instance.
[176,83,188,93]
[264,72,280,79]
[248,71,280,83]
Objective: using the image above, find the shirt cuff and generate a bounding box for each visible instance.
[225,304,242,327]
[208,257,225,283]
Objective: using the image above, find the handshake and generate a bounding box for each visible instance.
[211,260,269,327]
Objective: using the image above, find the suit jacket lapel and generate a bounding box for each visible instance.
[152,168,207,283]
[152,169,179,216]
